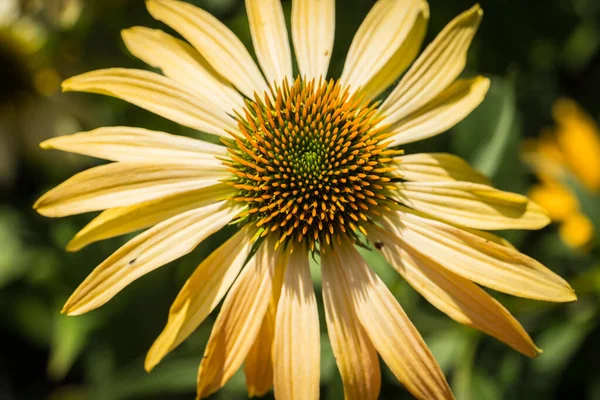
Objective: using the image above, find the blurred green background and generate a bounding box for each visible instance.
[1,0,600,399]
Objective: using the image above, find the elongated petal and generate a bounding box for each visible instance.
[244,251,286,397]
[246,0,292,85]
[273,246,320,400]
[381,206,576,302]
[387,77,490,147]
[322,248,381,400]
[341,0,428,95]
[146,0,268,98]
[291,0,335,80]
[67,184,235,251]
[41,127,227,164]
[62,69,237,137]
[121,27,244,113]
[379,5,483,125]
[145,228,255,371]
[367,225,540,357]
[336,238,453,400]
[196,238,281,398]
[391,180,550,230]
[392,153,489,184]
[34,162,228,217]
[62,201,240,316]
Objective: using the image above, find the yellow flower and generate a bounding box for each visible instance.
[35,1,576,399]
[523,98,600,249]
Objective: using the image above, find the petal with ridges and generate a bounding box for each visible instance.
[392,153,490,184]
[244,251,286,397]
[390,180,550,230]
[386,77,490,147]
[196,238,282,398]
[341,0,428,95]
[62,68,237,137]
[41,127,226,164]
[67,184,235,252]
[62,201,240,316]
[145,228,255,371]
[34,162,228,218]
[291,0,335,80]
[367,224,540,357]
[381,206,576,302]
[273,246,320,400]
[146,0,268,98]
[246,0,292,85]
[322,248,381,400]
[379,5,483,125]
[336,238,454,400]
[121,27,244,113]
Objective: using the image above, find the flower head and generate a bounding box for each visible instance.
[35,1,576,399]
[523,98,600,248]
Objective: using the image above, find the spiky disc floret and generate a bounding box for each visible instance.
[222,77,399,250]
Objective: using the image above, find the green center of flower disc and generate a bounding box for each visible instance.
[223,77,399,249]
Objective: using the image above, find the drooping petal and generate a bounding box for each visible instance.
[246,0,292,85]
[291,0,335,80]
[41,127,227,164]
[196,238,282,398]
[62,69,238,137]
[34,162,228,217]
[336,238,453,400]
[273,246,320,400]
[66,184,235,251]
[321,248,381,400]
[390,180,550,230]
[392,153,490,184]
[146,0,268,98]
[121,27,244,113]
[367,225,540,358]
[340,0,428,96]
[62,201,241,316]
[386,77,490,147]
[145,228,255,371]
[244,251,286,397]
[379,4,483,126]
[381,206,577,302]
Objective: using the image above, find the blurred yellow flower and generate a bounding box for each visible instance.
[523,98,600,248]
[36,1,576,399]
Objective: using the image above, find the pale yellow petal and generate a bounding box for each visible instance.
[381,206,576,302]
[392,152,490,184]
[244,251,286,397]
[336,238,453,400]
[62,201,240,316]
[273,246,320,400]
[321,248,381,400]
[41,126,227,164]
[67,184,235,251]
[246,0,292,85]
[121,27,244,113]
[34,162,228,217]
[341,0,428,95]
[291,0,335,81]
[244,306,276,398]
[146,0,268,98]
[145,228,255,371]
[62,69,237,137]
[379,5,483,125]
[196,238,282,398]
[391,180,550,230]
[386,77,490,147]
[367,224,540,358]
